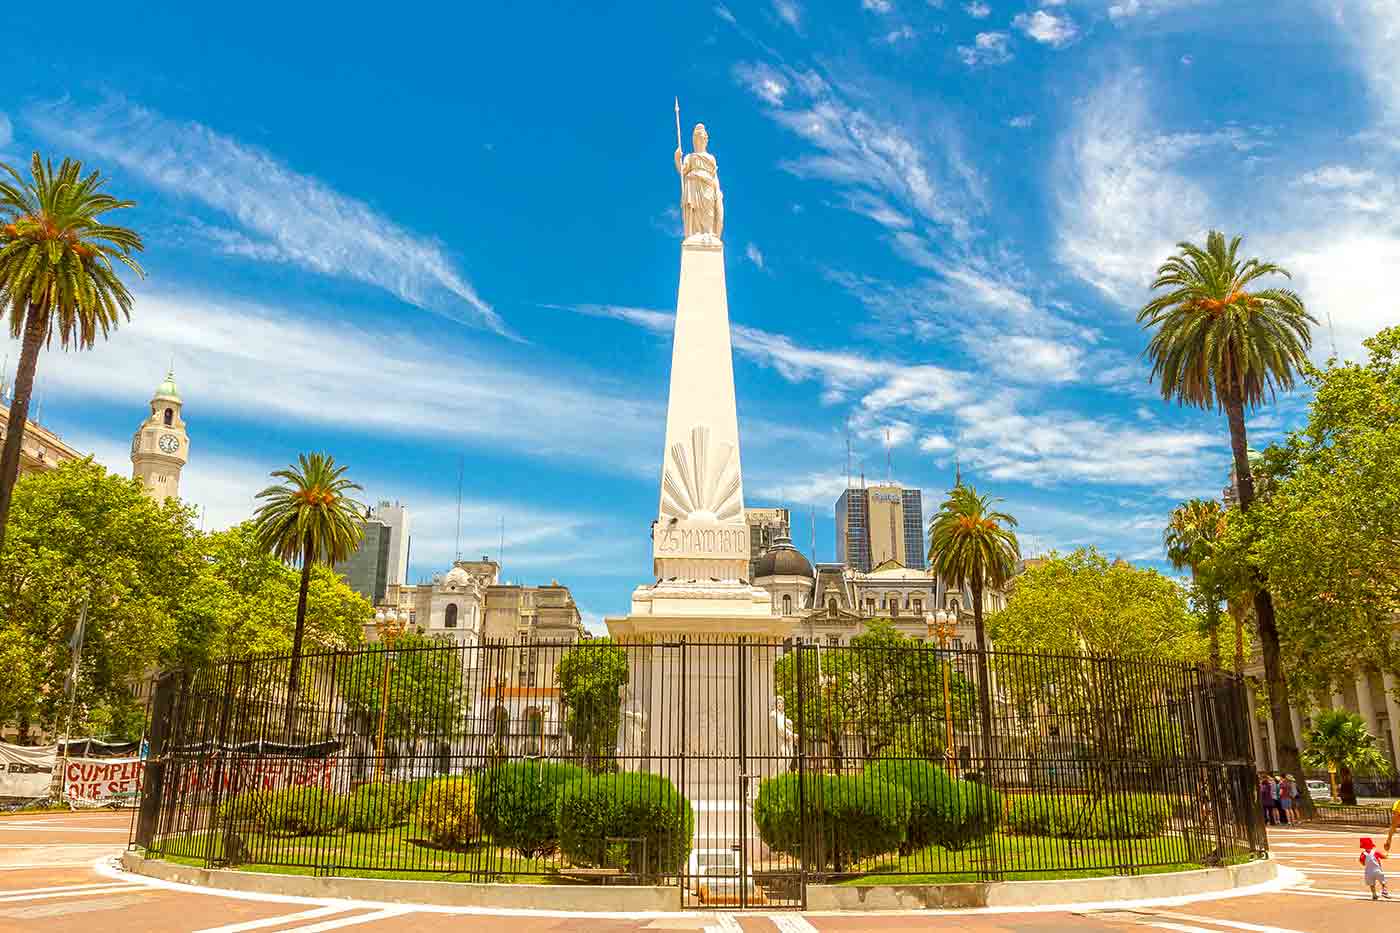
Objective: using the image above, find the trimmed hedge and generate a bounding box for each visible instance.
[415,777,480,848]
[1005,792,1170,839]
[864,759,1001,851]
[216,787,343,836]
[556,773,694,874]
[344,782,414,832]
[477,760,587,858]
[754,773,911,870]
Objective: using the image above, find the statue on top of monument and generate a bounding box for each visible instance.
[674,116,724,241]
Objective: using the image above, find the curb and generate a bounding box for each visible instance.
[805,859,1278,910]
[122,852,1276,913]
[119,853,680,911]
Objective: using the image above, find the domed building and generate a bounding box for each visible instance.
[751,534,814,617]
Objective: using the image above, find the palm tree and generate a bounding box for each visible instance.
[1138,230,1316,799]
[927,484,1020,771]
[1302,709,1392,806]
[253,453,366,725]
[0,154,144,552]
[1164,498,1227,672]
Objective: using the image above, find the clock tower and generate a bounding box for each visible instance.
[131,370,189,504]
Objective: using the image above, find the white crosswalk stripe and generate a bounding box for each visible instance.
[0,882,144,903]
[191,905,360,933]
[272,908,414,933]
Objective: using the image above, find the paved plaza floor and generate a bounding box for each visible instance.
[0,812,1387,932]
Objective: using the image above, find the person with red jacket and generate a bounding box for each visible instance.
[1361,837,1389,900]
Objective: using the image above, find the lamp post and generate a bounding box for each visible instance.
[373,610,407,781]
[930,610,958,774]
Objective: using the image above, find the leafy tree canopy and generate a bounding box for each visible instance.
[337,630,464,740]
[1220,326,1400,696]
[988,547,1207,662]
[555,638,629,771]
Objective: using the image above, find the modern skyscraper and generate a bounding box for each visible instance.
[835,484,925,572]
[371,500,411,586]
[745,506,791,580]
[336,517,393,605]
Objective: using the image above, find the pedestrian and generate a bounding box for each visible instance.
[1275,774,1291,825]
[1259,773,1276,826]
[1279,774,1296,826]
[1361,837,1390,900]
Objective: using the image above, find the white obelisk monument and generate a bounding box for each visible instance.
[607,118,789,841]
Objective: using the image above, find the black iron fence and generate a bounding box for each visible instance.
[132,638,1266,909]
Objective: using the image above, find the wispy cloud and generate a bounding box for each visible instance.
[0,112,12,151]
[1008,114,1035,128]
[26,98,506,334]
[773,0,803,30]
[733,62,790,106]
[17,289,662,474]
[1106,0,1205,21]
[714,3,737,24]
[1329,0,1400,123]
[958,32,1012,66]
[1053,72,1210,304]
[746,242,766,269]
[863,0,894,11]
[1013,10,1078,47]
[964,1,992,17]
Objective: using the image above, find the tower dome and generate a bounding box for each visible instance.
[153,370,180,402]
[752,534,814,581]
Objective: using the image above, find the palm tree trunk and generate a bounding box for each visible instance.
[284,533,314,734]
[1224,389,1309,814]
[0,309,46,555]
[970,583,996,771]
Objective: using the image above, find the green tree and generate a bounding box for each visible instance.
[1219,326,1400,700]
[338,630,464,744]
[252,453,366,717]
[0,459,200,740]
[1138,230,1316,791]
[1302,710,1392,806]
[0,154,144,552]
[773,621,976,767]
[1164,498,1229,672]
[927,484,1019,768]
[989,547,1206,662]
[554,639,629,772]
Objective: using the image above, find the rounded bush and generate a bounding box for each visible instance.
[555,773,694,874]
[415,777,480,849]
[217,788,272,828]
[754,773,910,870]
[864,759,1001,850]
[477,760,587,858]
[344,782,414,833]
[261,787,344,836]
[1005,792,1170,839]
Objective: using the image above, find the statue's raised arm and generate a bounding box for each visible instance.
[676,123,724,241]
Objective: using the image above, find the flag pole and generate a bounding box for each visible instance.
[57,589,91,806]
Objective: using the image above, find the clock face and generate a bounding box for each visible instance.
[158,434,180,454]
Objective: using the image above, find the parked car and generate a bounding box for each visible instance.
[1306,779,1332,802]
[687,848,767,906]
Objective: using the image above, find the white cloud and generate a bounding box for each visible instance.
[752,471,852,508]
[1298,165,1378,189]
[746,242,766,269]
[773,0,803,29]
[27,99,505,334]
[1008,114,1035,128]
[920,433,954,452]
[714,4,737,23]
[863,0,894,11]
[964,1,992,17]
[1013,10,1078,46]
[733,63,789,107]
[1180,54,1194,66]
[975,335,1084,384]
[1330,0,1400,121]
[958,32,1012,66]
[880,25,918,43]
[1107,0,1204,21]
[738,64,985,242]
[1272,232,1400,363]
[1054,72,1211,304]
[12,289,664,476]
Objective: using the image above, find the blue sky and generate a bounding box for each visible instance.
[3,1,1398,629]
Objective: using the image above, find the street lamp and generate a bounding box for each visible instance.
[930,609,958,774]
[373,610,407,781]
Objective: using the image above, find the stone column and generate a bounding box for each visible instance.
[1357,672,1380,734]
[1246,682,1268,772]
[1383,673,1400,768]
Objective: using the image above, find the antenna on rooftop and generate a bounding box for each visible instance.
[845,420,852,490]
[454,456,463,562]
[810,504,816,567]
[1327,311,1339,361]
[500,515,506,573]
[885,428,892,484]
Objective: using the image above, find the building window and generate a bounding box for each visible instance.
[782,594,793,615]
[949,600,960,613]
[912,598,923,613]
[827,634,841,647]
[163,408,173,426]
[866,599,876,614]
[526,708,544,755]
[493,706,510,740]
[890,601,900,617]
[445,603,458,628]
